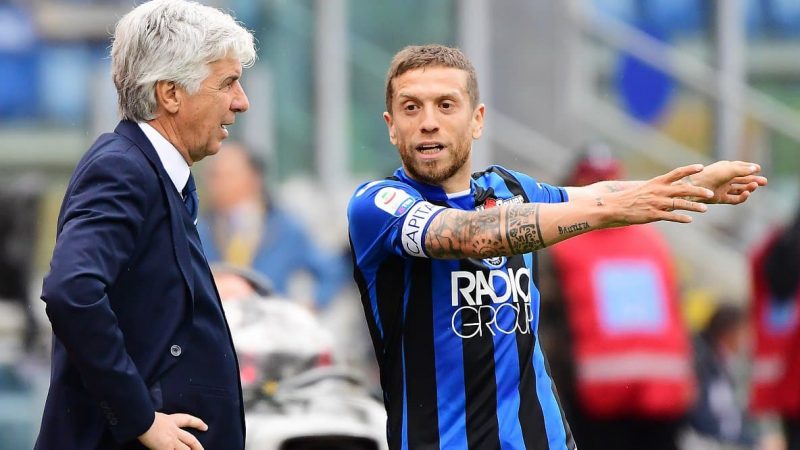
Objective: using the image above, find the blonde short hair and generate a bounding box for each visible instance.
[384,44,479,114]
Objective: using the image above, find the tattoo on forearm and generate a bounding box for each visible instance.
[557,221,590,236]
[425,203,550,259]
[425,207,504,259]
[425,209,470,258]
[535,204,544,248]
[506,204,545,254]
[468,211,503,257]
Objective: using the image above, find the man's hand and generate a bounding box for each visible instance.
[603,164,714,227]
[678,160,767,204]
[138,412,208,450]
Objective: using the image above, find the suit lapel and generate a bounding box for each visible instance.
[114,120,196,304]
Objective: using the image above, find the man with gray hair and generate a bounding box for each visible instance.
[36,1,255,449]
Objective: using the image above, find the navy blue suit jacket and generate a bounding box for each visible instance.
[36,121,245,449]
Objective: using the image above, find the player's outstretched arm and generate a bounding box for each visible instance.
[565,160,767,205]
[424,164,716,259]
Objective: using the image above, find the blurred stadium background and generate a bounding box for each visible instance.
[2,0,800,447]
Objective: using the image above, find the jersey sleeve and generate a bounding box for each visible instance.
[507,169,569,204]
[348,180,446,264]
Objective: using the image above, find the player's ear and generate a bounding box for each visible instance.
[384,112,397,146]
[471,104,485,140]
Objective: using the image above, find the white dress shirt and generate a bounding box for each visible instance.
[137,122,191,195]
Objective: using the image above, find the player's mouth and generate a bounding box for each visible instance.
[416,142,445,159]
[221,123,231,137]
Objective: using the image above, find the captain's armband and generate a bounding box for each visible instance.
[400,201,445,258]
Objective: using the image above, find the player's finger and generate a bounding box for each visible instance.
[179,429,204,450]
[670,198,708,213]
[727,185,745,196]
[730,175,768,186]
[722,190,751,205]
[169,413,208,431]
[661,181,713,200]
[654,199,701,225]
[725,161,761,176]
[744,181,761,192]
[729,181,759,195]
[175,442,191,450]
[656,164,705,184]
[657,210,693,224]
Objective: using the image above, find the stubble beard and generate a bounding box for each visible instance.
[400,141,471,186]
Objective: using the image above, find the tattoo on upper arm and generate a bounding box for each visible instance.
[506,204,545,253]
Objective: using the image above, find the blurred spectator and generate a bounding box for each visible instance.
[750,201,800,450]
[209,264,335,404]
[211,265,387,450]
[0,174,44,354]
[211,262,275,302]
[0,169,44,450]
[685,303,757,449]
[540,143,696,450]
[198,142,346,309]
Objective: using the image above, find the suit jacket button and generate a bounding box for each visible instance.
[170,345,182,357]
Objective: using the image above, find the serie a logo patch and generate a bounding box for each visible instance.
[374,187,415,217]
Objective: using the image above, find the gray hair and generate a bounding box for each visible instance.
[111,0,256,122]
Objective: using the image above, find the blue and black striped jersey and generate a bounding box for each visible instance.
[348,166,577,450]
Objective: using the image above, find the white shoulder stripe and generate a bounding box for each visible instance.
[355,180,383,197]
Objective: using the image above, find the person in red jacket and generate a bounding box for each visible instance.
[540,143,696,450]
[750,203,800,450]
